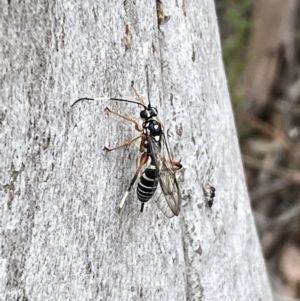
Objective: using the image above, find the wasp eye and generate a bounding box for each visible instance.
[151,108,158,116]
[140,110,147,118]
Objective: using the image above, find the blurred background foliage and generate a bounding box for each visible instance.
[216,0,300,299]
[218,0,254,108]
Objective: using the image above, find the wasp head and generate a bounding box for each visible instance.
[140,106,158,119]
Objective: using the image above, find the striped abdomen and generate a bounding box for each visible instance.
[137,163,159,203]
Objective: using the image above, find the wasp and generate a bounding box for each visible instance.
[202,183,215,208]
[72,78,182,218]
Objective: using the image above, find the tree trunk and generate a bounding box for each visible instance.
[1,1,273,300]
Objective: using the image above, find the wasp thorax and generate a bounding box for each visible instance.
[140,107,158,119]
[148,120,161,135]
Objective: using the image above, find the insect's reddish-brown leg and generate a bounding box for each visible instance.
[162,158,182,171]
[103,135,142,152]
[131,81,145,105]
[139,134,147,153]
[119,153,149,209]
[157,116,164,131]
[105,107,142,132]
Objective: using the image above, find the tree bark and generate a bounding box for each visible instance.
[1,1,273,300]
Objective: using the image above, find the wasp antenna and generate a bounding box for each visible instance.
[110,97,147,108]
[71,97,147,109]
[71,97,94,107]
[94,97,112,102]
[145,65,151,107]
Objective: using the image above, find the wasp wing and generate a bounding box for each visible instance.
[154,187,177,218]
[148,132,181,217]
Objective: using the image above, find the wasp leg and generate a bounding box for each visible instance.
[105,107,142,132]
[119,153,149,210]
[131,81,145,106]
[157,116,165,131]
[104,135,142,151]
[162,158,182,171]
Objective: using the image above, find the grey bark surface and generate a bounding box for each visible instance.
[1,1,273,301]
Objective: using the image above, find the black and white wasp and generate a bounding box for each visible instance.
[202,183,215,208]
[71,78,182,218]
